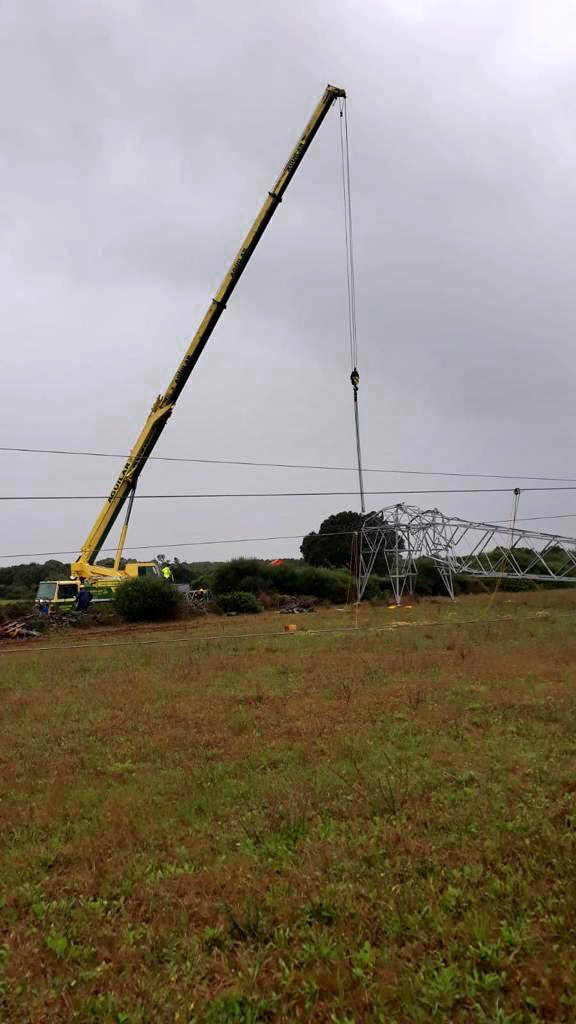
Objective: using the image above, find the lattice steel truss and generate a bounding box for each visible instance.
[359,504,576,604]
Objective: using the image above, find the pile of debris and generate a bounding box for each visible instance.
[278,595,317,614]
[0,609,88,641]
[0,619,40,640]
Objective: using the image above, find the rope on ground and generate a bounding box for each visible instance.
[0,609,558,656]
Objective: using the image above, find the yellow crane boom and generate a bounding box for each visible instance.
[70,84,345,583]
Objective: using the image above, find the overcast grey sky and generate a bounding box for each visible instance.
[2,0,576,566]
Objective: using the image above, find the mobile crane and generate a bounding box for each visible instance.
[36,84,346,608]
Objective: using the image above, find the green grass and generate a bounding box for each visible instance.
[1,592,576,1021]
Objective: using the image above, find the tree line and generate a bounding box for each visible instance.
[1,511,572,602]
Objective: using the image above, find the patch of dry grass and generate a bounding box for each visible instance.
[1,592,576,1022]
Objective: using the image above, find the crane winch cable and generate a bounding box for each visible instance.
[339,97,366,514]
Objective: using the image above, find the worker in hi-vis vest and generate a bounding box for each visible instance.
[161,565,173,582]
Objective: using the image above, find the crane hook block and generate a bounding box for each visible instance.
[350,367,360,392]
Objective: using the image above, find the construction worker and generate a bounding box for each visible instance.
[75,585,93,613]
[161,564,174,582]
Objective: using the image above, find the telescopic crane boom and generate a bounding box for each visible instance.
[69,84,346,585]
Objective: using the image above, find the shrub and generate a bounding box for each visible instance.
[360,574,388,600]
[211,559,271,595]
[0,600,33,623]
[113,578,182,622]
[89,603,122,626]
[216,591,262,614]
[211,558,354,604]
[268,564,351,603]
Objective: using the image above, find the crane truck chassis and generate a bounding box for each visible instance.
[36,84,346,608]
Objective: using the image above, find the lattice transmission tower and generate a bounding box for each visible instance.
[358,504,576,604]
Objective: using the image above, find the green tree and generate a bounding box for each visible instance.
[0,560,69,600]
[301,511,399,573]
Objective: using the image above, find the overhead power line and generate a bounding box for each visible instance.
[0,532,350,561]
[508,513,576,524]
[2,446,576,484]
[3,486,576,501]
[1,513,575,562]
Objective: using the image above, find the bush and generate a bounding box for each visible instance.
[216,591,262,615]
[0,600,33,623]
[211,558,354,604]
[359,574,388,601]
[211,559,271,596]
[268,564,351,603]
[88,603,122,626]
[113,578,182,622]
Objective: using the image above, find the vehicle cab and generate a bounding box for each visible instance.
[35,580,80,608]
[124,563,159,578]
[35,562,160,609]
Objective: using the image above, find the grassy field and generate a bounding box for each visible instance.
[1,592,576,1023]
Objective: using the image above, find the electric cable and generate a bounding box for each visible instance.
[3,485,576,501]
[1,514,576,563]
[3,446,576,484]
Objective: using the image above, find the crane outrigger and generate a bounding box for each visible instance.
[36,84,346,607]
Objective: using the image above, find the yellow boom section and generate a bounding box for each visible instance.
[72,84,345,580]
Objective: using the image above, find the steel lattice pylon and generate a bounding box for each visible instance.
[358,504,576,604]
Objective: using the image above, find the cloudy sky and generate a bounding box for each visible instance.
[3,0,576,567]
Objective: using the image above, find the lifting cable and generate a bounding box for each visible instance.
[481,487,522,617]
[339,97,366,514]
[510,486,521,542]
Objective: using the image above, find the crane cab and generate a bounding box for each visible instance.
[36,580,81,608]
[123,563,159,579]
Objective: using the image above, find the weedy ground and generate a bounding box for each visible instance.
[1,591,576,1023]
